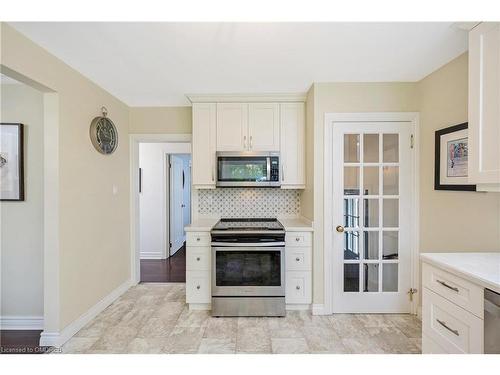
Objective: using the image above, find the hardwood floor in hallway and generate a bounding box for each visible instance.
[140,244,186,283]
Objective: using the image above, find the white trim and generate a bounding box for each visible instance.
[0,316,44,330]
[188,303,211,311]
[39,279,132,347]
[139,251,165,260]
[323,112,420,315]
[130,134,192,284]
[312,304,327,315]
[186,93,307,103]
[286,304,311,311]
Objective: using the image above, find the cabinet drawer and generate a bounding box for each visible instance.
[186,232,211,247]
[422,333,448,354]
[422,263,484,318]
[186,247,211,271]
[423,288,483,354]
[285,271,312,304]
[285,232,312,247]
[186,271,211,304]
[285,247,312,271]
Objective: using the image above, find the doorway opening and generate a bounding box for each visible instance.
[137,142,191,283]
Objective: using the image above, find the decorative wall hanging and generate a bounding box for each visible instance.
[0,123,25,201]
[89,106,118,155]
[434,122,476,191]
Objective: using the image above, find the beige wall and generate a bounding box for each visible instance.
[1,23,131,330]
[417,52,500,252]
[309,82,419,304]
[1,83,44,318]
[130,106,191,134]
[301,85,315,221]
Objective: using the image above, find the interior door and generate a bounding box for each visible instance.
[332,122,413,313]
[248,103,280,151]
[169,155,184,255]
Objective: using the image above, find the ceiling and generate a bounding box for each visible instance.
[10,22,468,106]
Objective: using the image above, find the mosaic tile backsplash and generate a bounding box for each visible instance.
[197,188,300,218]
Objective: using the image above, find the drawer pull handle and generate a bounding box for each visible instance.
[196,257,201,261]
[196,285,201,290]
[295,237,300,242]
[436,279,459,292]
[296,285,301,290]
[436,319,459,336]
[295,257,300,262]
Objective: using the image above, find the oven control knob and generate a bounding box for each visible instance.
[296,285,301,290]
[295,257,300,262]
[196,257,201,261]
[196,285,201,290]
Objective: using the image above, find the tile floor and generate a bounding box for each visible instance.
[61,283,422,354]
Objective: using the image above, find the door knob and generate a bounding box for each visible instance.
[336,225,345,233]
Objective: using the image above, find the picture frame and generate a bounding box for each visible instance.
[434,122,476,191]
[0,123,25,201]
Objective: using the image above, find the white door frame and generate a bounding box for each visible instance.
[129,134,192,285]
[323,113,420,315]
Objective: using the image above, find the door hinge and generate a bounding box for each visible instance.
[169,242,172,248]
[407,288,418,301]
[410,134,415,149]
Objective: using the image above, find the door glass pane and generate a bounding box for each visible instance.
[383,166,399,195]
[383,134,399,162]
[344,134,360,162]
[363,166,379,195]
[363,199,379,227]
[344,231,360,260]
[363,231,379,260]
[383,263,398,292]
[343,198,360,227]
[215,251,281,286]
[383,199,399,227]
[344,167,360,195]
[344,264,359,292]
[382,231,399,260]
[363,263,379,292]
[363,134,379,162]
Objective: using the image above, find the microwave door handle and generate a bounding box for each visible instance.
[267,157,271,181]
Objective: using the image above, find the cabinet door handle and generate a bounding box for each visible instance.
[196,237,200,242]
[296,285,301,290]
[196,257,201,261]
[295,257,300,262]
[295,237,300,242]
[282,164,285,181]
[250,135,253,149]
[211,160,215,182]
[436,319,459,336]
[196,285,201,290]
[436,279,459,292]
[243,135,247,149]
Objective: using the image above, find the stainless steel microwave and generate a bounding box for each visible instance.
[216,151,280,187]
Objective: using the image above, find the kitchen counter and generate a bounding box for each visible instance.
[184,218,219,232]
[278,217,314,232]
[420,252,500,294]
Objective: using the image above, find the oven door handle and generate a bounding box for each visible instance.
[211,242,285,247]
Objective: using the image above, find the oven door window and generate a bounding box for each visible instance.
[216,251,281,286]
[218,157,268,182]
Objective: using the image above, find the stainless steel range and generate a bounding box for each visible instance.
[211,218,285,317]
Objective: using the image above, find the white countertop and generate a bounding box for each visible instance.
[185,217,313,232]
[420,252,500,294]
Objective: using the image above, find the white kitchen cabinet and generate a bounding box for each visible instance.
[285,231,312,306]
[248,103,280,151]
[468,22,500,190]
[192,103,216,188]
[280,103,305,188]
[186,230,212,309]
[216,103,248,151]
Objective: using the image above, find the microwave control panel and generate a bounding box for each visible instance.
[270,157,280,182]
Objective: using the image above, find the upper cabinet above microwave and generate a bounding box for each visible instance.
[468,22,500,191]
[216,103,280,152]
[189,94,306,189]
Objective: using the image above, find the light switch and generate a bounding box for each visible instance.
[112,185,118,195]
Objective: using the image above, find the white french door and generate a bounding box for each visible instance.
[331,121,413,313]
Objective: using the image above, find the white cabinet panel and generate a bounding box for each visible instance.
[469,22,500,187]
[192,103,216,188]
[423,333,448,354]
[186,270,211,304]
[280,103,305,188]
[186,232,211,247]
[248,103,280,151]
[423,288,483,354]
[186,247,211,271]
[216,103,248,151]
[286,271,312,304]
[285,247,312,271]
[285,232,312,247]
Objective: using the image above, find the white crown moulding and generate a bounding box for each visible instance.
[185,93,307,103]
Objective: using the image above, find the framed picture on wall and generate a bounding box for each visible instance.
[0,123,25,201]
[434,122,476,191]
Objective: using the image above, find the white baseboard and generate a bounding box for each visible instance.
[0,316,44,330]
[39,279,132,348]
[140,251,164,260]
[188,303,211,311]
[286,304,311,311]
[312,304,327,315]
